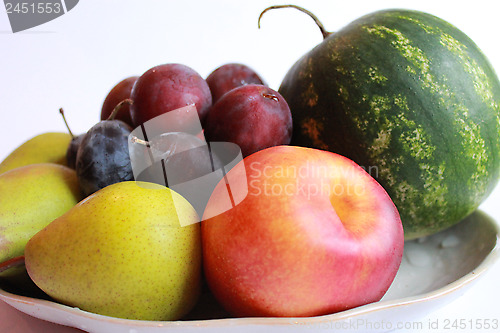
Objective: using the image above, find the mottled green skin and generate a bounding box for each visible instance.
[279,9,500,239]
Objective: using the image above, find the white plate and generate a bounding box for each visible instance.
[0,210,498,333]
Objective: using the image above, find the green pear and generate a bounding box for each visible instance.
[24,181,202,321]
[0,132,72,175]
[0,163,82,265]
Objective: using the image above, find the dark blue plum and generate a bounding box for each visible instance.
[75,120,134,196]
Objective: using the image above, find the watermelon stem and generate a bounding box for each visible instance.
[258,4,332,39]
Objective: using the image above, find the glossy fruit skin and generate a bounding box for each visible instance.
[134,132,222,187]
[75,120,134,196]
[0,163,82,264]
[204,84,292,157]
[202,146,403,317]
[66,134,84,169]
[101,76,138,126]
[206,63,265,103]
[130,64,212,127]
[279,9,500,239]
[25,181,201,321]
[0,132,72,175]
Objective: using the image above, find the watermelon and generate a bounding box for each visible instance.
[276,8,500,239]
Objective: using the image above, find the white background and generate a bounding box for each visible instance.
[0,1,499,332]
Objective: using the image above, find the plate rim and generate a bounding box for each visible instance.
[0,211,499,329]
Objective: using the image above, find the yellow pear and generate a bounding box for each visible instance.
[0,163,82,264]
[0,132,72,174]
[25,181,202,321]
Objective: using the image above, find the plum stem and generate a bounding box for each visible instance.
[258,4,332,39]
[59,108,74,138]
[108,98,133,121]
[131,136,150,147]
[0,256,25,274]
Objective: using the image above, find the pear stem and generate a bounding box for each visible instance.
[0,256,25,274]
[59,108,74,138]
[258,4,332,39]
[108,98,133,121]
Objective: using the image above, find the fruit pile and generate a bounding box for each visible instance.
[64,62,291,198]
[0,61,303,321]
[1,4,499,324]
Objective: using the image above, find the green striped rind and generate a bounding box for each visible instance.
[279,9,500,239]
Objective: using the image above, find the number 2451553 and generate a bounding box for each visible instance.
[443,318,499,330]
[5,2,62,14]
